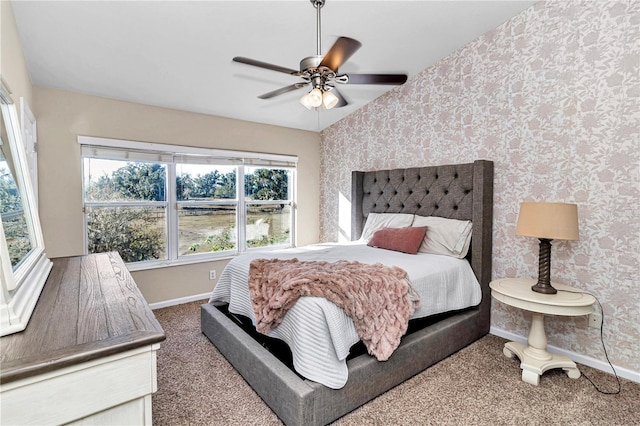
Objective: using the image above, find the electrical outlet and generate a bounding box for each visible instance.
[209,270,217,280]
[588,312,602,329]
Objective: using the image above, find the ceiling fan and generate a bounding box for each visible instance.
[233,0,408,110]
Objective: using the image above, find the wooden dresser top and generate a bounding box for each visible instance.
[0,252,165,384]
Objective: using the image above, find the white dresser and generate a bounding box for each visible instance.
[0,252,165,425]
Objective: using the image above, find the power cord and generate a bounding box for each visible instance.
[557,289,621,395]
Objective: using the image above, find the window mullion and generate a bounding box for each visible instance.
[81,158,89,255]
[166,163,178,261]
[237,166,246,253]
[83,201,167,208]
[291,168,297,248]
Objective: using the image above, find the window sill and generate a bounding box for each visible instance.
[123,244,294,272]
[125,253,236,272]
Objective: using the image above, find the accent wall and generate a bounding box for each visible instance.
[319,1,639,375]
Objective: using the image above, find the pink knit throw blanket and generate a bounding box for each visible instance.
[248,258,420,361]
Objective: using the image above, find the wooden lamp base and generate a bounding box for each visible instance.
[532,238,557,295]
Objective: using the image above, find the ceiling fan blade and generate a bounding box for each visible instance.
[233,57,301,76]
[258,83,309,100]
[319,37,362,71]
[342,73,408,85]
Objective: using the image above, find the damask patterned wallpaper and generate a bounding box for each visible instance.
[319,1,639,373]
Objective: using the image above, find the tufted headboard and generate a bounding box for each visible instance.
[351,160,494,319]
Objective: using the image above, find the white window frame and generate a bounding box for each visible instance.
[1,77,52,336]
[78,136,297,271]
[20,98,38,204]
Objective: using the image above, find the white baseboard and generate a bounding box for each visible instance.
[490,326,640,384]
[149,293,210,310]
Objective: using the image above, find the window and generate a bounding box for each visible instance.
[244,166,292,249]
[80,137,296,269]
[0,145,33,267]
[176,163,238,256]
[83,158,168,263]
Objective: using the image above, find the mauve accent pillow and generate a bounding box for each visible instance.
[367,227,428,255]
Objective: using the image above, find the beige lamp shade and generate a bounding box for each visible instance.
[516,202,579,241]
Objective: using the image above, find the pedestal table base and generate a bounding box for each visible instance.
[502,312,580,386]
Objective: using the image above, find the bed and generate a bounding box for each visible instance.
[201,160,493,425]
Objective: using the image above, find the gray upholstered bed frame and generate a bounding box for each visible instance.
[201,160,493,425]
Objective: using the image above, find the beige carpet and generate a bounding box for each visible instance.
[152,300,639,425]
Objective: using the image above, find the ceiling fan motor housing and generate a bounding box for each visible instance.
[300,56,323,71]
[300,56,337,89]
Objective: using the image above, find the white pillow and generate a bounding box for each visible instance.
[412,215,472,258]
[360,213,414,242]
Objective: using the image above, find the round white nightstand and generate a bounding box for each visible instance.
[490,278,595,386]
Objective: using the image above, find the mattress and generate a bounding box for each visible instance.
[209,242,481,389]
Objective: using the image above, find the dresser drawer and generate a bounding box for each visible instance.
[1,344,159,425]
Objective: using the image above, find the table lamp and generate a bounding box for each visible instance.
[516,202,579,294]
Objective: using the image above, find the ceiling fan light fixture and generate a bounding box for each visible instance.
[309,88,323,106]
[322,90,339,109]
[300,88,323,109]
[300,94,314,110]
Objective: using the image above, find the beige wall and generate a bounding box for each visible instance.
[34,86,320,303]
[1,0,32,107]
[3,0,320,305]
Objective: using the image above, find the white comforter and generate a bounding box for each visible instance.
[209,242,481,389]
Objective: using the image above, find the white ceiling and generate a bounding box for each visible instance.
[11,0,535,133]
